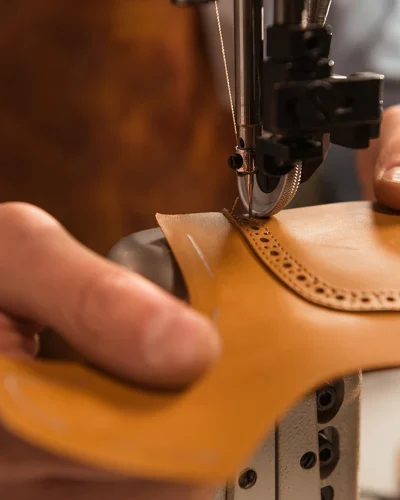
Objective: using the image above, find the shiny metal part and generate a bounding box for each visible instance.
[234,0,262,150]
[247,171,254,217]
[306,0,332,26]
[235,0,310,217]
[274,0,307,25]
[234,0,262,216]
[237,163,302,217]
[274,0,331,27]
[233,0,335,217]
[235,148,257,217]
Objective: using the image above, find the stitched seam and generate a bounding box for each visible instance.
[224,210,400,312]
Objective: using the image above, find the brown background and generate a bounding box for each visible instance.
[0,0,236,256]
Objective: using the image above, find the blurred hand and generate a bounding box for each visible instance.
[357,106,400,209]
[0,202,220,499]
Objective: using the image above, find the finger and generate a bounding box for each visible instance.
[0,203,221,388]
[0,313,40,358]
[373,106,400,210]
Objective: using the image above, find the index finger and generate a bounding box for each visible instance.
[373,106,400,210]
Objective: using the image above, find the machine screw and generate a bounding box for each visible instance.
[238,468,257,489]
[300,451,317,470]
[228,154,244,170]
[317,386,336,413]
[318,432,336,468]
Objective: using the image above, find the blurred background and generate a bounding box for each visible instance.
[0,0,236,257]
[1,1,400,497]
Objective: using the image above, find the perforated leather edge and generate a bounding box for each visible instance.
[224,210,400,312]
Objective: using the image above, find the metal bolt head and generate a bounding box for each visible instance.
[300,451,317,470]
[318,432,335,468]
[317,386,336,412]
[238,468,257,489]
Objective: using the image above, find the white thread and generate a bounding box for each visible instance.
[215,0,237,141]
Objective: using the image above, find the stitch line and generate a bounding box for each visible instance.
[230,211,398,295]
[224,210,400,312]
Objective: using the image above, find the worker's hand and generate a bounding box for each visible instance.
[0,202,220,500]
[357,105,400,208]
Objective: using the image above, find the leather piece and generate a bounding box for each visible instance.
[0,202,400,484]
[224,202,400,311]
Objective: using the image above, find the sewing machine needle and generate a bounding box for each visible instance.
[248,172,254,218]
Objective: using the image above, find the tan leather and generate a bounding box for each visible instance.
[1,201,400,485]
[225,203,400,311]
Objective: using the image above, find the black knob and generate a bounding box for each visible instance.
[228,154,244,170]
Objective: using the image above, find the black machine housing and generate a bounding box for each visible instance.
[173,0,384,186]
[259,23,383,184]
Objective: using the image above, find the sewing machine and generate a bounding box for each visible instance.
[109,1,384,498]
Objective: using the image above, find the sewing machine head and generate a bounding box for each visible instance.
[173,0,384,218]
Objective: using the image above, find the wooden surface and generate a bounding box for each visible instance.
[0,0,236,256]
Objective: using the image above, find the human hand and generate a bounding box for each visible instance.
[357,106,400,209]
[0,202,220,499]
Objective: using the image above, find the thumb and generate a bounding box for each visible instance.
[374,106,400,210]
[0,203,221,388]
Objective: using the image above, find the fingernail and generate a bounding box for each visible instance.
[382,167,400,184]
[143,308,221,380]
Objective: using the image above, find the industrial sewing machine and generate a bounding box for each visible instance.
[109,1,384,498]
